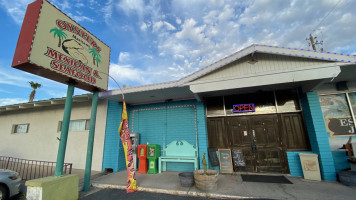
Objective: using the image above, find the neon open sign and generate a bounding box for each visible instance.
[233,103,255,113]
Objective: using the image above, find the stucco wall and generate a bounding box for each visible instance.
[0,99,107,171]
[102,99,209,172]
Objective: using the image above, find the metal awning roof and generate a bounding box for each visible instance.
[0,94,90,113]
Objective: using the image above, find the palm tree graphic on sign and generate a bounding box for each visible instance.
[95,53,102,67]
[50,27,67,47]
[89,47,101,67]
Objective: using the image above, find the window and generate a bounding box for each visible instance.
[224,91,276,115]
[58,119,90,132]
[12,124,29,134]
[275,89,301,112]
[206,96,224,116]
[349,92,356,115]
[319,93,354,137]
[206,89,301,117]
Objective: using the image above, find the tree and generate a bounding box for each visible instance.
[29,81,41,102]
[89,48,100,66]
[50,27,67,47]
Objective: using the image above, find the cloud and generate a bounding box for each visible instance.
[109,63,147,85]
[117,0,144,17]
[101,0,114,24]
[153,21,176,33]
[75,2,85,8]
[0,98,27,106]
[176,18,206,43]
[140,22,149,31]
[118,52,131,63]
[0,67,34,87]
[0,0,32,25]
[68,14,95,23]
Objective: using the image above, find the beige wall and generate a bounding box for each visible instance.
[0,99,107,171]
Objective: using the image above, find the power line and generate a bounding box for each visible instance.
[303,0,344,50]
[311,0,343,35]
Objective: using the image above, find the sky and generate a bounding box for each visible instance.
[1,0,356,106]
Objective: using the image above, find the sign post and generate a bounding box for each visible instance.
[83,90,99,191]
[55,81,75,176]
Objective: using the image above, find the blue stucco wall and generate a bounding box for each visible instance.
[114,99,208,172]
[332,151,350,173]
[102,101,124,172]
[196,101,209,169]
[287,151,349,178]
[300,92,336,181]
[287,151,312,177]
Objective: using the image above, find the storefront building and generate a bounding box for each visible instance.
[100,44,356,181]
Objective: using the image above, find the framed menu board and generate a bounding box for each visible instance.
[218,149,233,174]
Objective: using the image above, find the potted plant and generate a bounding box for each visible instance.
[194,152,218,191]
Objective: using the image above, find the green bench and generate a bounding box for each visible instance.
[158,140,198,173]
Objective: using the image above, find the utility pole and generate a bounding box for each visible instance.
[307,33,323,51]
[309,34,317,51]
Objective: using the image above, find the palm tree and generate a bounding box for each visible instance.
[29,81,41,102]
[95,53,102,67]
[89,48,100,65]
[50,27,67,47]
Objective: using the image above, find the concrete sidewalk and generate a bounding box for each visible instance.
[89,171,356,200]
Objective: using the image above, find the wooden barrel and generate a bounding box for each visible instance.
[194,169,218,191]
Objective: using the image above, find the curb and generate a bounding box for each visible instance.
[92,183,256,199]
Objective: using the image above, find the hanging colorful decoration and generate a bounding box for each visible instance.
[119,99,137,193]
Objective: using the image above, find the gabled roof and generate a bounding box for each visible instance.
[179,44,356,85]
[100,44,356,102]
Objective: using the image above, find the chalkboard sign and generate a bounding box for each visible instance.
[231,149,245,171]
[231,149,245,167]
[218,149,233,174]
[208,148,219,167]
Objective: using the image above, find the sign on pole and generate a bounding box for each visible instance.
[12,0,110,92]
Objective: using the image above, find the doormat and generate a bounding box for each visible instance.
[241,174,292,184]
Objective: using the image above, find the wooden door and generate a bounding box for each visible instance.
[251,115,284,173]
[228,116,254,171]
[228,115,286,173]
